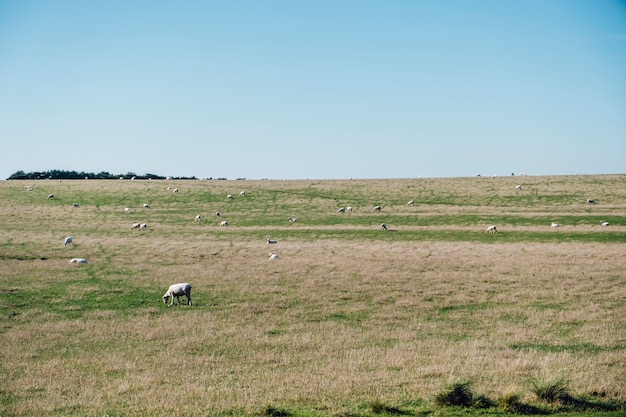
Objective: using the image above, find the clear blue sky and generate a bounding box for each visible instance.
[1,1,625,180]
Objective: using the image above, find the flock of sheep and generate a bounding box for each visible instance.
[53,187,263,306]
[37,181,610,307]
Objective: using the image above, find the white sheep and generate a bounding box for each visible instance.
[239,191,246,196]
[269,252,279,260]
[373,206,382,211]
[220,220,228,227]
[486,225,498,234]
[215,211,221,217]
[69,258,88,264]
[25,186,33,191]
[267,238,278,244]
[227,194,233,199]
[288,217,297,223]
[337,207,346,213]
[47,194,54,199]
[407,200,414,206]
[381,223,388,231]
[64,236,73,246]
[587,198,595,204]
[515,185,522,190]
[601,221,610,226]
[130,223,141,230]
[124,207,132,214]
[173,188,179,193]
[162,283,192,306]
[139,223,147,230]
[551,222,560,227]
[346,206,354,213]
[195,214,202,222]
[143,203,150,209]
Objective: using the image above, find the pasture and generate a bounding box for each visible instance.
[1,174,625,416]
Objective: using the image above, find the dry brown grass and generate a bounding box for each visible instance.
[0,176,625,416]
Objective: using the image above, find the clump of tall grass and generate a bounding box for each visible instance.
[261,404,291,417]
[497,390,547,415]
[497,390,524,412]
[529,376,571,403]
[472,393,496,409]
[367,399,402,414]
[433,379,474,407]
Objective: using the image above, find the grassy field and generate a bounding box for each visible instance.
[1,174,625,417]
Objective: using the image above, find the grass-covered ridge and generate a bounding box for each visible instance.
[0,175,625,416]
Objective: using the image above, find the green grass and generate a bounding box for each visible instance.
[1,175,625,416]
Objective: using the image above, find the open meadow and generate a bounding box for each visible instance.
[1,175,625,416]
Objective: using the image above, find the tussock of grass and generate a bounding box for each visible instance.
[434,380,474,407]
[497,391,524,412]
[262,405,291,417]
[530,376,571,403]
[367,399,403,414]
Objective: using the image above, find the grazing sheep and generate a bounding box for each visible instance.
[239,191,246,196]
[601,221,610,226]
[267,238,278,244]
[337,207,346,213]
[47,194,54,199]
[220,220,228,227]
[587,199,595,204]
[407,200,414,206]
[551,222,560,227]
[139,223,147,230]
[173,188,179,193]
[215,211,221,217]
[124,207,132,214]
[25,186,33,191]
[346,206,354,213]
[64,236,73,246]
[269,252,279,260]
[143,203,150,209]
[227,194,233,199]
[195,214,202,222]
[130,223,141,230]
[69,258,88,264]
[162,283,192,306]
[381,223,388,231]
[515,185,522,190]
[486,225,498,234]
[288,217,297,223]
[373,206,382,211]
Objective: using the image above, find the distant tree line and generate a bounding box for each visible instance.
[6,170,200,181]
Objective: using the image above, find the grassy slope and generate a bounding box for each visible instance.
[0,175,625,416]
